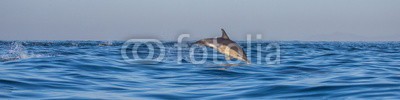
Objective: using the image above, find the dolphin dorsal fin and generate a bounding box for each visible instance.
[221,28,230,39]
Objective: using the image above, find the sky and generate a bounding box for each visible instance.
[0,0,399,41]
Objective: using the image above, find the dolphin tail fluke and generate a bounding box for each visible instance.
[246,60,251,64]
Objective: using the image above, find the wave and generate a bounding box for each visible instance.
[0,41,400,99]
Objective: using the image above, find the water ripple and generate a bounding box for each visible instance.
[0,41,399,99]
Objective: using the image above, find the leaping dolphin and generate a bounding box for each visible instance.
[195,29,250,64]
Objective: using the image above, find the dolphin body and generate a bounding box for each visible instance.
[195,29,250,64]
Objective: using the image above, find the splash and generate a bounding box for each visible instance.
[0,42,44,62]
[99,41,114,46]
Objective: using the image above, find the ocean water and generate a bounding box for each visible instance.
[0,41,399,99]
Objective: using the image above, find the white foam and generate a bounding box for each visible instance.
[0,42,48,62]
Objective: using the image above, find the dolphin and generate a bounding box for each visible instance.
[195,29,250,64]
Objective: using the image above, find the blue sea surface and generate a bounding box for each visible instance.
[0,41,399,99]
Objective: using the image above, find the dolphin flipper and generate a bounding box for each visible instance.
[225,55,231,60]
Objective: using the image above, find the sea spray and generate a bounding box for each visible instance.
[0,42,46,61]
